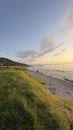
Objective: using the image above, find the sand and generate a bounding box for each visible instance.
[26,70,73,101]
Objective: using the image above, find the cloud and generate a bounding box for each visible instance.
[36,42,63,57]
[40,34,55,50]
[62,10,73,35]
[16,33,63,62]
[17,50,37,59]
[53,47,73,57]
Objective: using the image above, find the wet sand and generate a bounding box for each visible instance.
[26,70,73,101]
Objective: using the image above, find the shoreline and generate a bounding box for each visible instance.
[26,70,73,101]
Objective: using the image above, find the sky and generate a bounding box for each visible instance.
[0,0,73,64]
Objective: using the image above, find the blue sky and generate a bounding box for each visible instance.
[0,0,73,64]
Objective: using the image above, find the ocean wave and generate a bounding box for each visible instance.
[28,64,73,81]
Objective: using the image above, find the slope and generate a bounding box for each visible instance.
[0,67,73,130]
[0,57,27,66]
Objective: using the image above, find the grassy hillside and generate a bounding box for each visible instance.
[0,57,28,66]
[0,67,73,130]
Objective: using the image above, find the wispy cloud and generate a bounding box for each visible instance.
[36,42,63,57]
[53,47,73,57]
[62,9,73,35]
[17,50,37,59]
[40,34,55,50]
[16,33,63,62]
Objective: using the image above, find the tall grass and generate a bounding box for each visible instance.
[0,67,73,130]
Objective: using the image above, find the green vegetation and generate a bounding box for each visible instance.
[0,57,28,66]
[0,67,73,130]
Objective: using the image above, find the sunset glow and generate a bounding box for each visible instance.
[0,0,73,64]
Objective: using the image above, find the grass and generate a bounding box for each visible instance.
[0,67,73,130]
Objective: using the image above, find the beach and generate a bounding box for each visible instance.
[26,70,73,101]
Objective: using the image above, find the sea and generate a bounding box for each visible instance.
[27,64,73,82]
